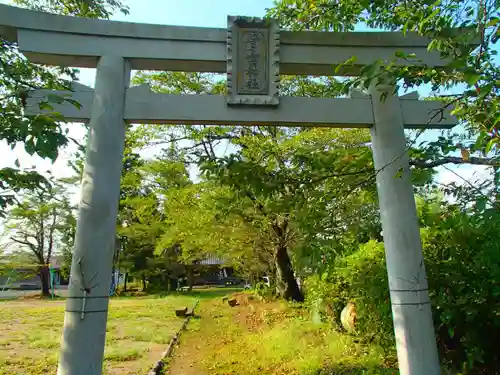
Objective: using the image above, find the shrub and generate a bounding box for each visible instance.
[421,209,500,372]
[254,281,276,301]
[309,241,395,355]
[306,205,500,373]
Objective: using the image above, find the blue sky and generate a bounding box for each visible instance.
[0,0,492,207]
[111,0,275,26]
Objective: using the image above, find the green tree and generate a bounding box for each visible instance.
[58,190,77,280]
[268,0,500,166]
[13,0,128,18]
[115,131,192,291]
[0,37,76,215]
[0,248,39,286]
[130,72,424,301]
[155,181,274,290]
[0,0,128,216]
[3,179,74,295]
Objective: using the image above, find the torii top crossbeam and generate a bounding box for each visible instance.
[1,4,460,129]
[0,3,445,76]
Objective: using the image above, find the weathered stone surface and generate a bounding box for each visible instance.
[236,29,269,95]
[57,56,130,375]
[226,16,279,106]
[175,307,188,317]
[370,84,440,374]
[340,303,357,332]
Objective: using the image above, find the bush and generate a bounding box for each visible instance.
[253,281,276,301]
[304,241,395,356]
[421,209,500,373]
[307,206,500,373]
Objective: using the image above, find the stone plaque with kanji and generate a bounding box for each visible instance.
[226,16,279,106]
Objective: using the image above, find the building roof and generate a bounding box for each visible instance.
[196,254,226,266]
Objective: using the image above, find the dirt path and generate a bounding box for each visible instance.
[166,294,288,375]
[165,293,395,375]
[166,307,211,375]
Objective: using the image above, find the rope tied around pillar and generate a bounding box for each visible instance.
[76,257,100,320]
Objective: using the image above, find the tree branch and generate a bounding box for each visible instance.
[10,236,44,263]
[244,191,268,217]
[10,236,36,250]
[295,168,373,186]
[410,156,500,168]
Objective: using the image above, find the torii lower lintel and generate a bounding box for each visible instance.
[27,84,457,129]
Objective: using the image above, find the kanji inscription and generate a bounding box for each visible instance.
[226,16,279,106]
[237,29,269,95]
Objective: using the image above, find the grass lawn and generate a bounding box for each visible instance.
[168,293,398,375]
[2,289,448,375]
[0,294,199,375]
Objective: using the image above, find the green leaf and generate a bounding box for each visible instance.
[335,56,357,74]
[38,102,54,111]
[65,98,82,109]
[475,197,487,212]
[485,139,495,155]
[487,17,499,27]
[47,94,65,104]
[427,39,438,51]
[464,72,481,86]
[24,139,36,155]
[394,167,404,179]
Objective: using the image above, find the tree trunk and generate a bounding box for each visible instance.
[141,274,147,291]
[186,266,194,292]
[39,266,50,296]
[275,245,304,302]
[494,166,499,203]
[123,273,128,292]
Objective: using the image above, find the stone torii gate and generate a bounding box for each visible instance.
[0,4,462,375]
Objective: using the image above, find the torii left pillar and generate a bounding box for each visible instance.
[57,56,130,375]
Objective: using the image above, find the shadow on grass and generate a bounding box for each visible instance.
[180,287,243,300]
[317,364,396,375]
[0,293,66,302]
[112,286,244,301]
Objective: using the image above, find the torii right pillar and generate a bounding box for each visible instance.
[369,84,440,375]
